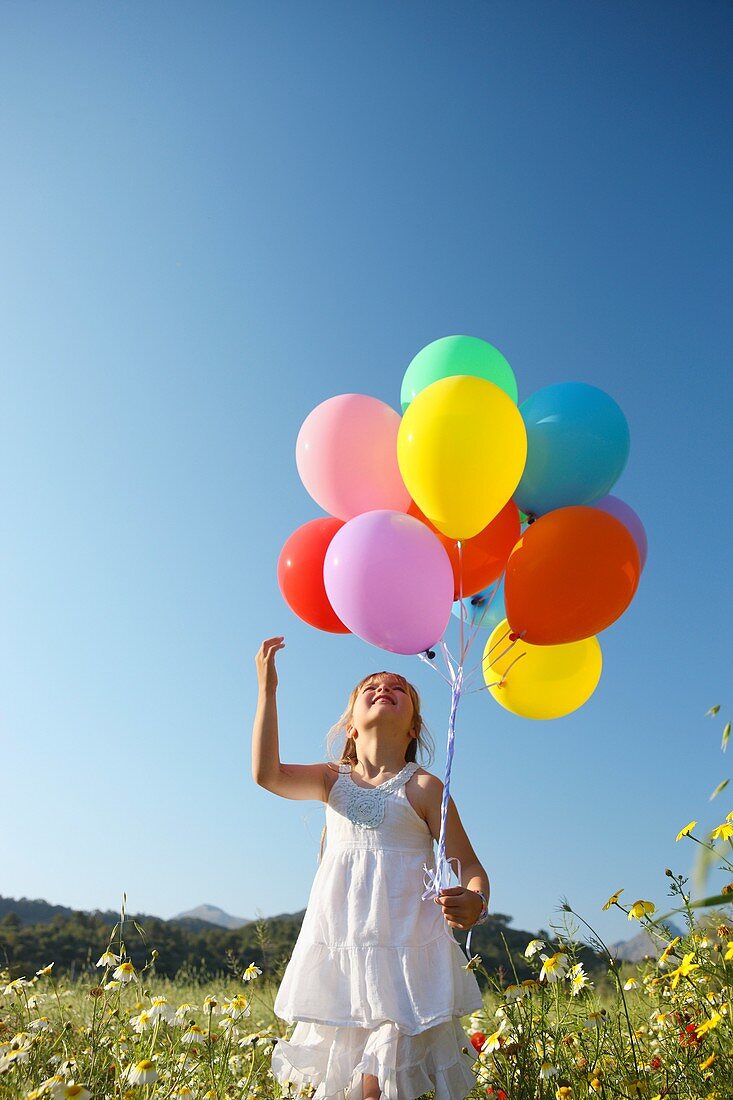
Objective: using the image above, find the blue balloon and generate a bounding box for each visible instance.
[514,382,630,517]
[452,578,505,633]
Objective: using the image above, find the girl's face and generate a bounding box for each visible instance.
[350,674,416,741]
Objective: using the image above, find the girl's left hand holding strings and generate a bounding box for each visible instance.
[435,886,484,930]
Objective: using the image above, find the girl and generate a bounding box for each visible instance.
[253,635,490,1100]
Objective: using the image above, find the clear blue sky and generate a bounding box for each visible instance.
[1,2,731,948]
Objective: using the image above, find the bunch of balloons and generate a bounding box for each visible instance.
[278,335,645,722]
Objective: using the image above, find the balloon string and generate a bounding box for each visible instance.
[462,571,504,665]
[439,639,458,682]
[422,667,464,901]
[464,623,514,687]
[417,651,452,686]
[457,540,465,664]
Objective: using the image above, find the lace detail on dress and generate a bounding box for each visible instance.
[342,762,419,830]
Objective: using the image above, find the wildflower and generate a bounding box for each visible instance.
[539,952,569,983]
[483,1019,507,1052]
[148,997,175,1023]
[668,952,700,990]
[556,1088,572,1099]
[202,995,217,1012]
[584,1012,605,1029]
[464,954,481,971]
[696,1012,722,1037]
[130,1010,154,1033]
[649,1056,661,1070]
[724,942,733,961]
[602,889,623,910]
[174,1003,196,1023]
[711,821,733,841]
[700,1053,716,1070]
[540,1062,558,1079]
[221,994,250,1020]
[49,1084,92,1100]
[679,1022,702,1047]
[182,1024,206,1045]
[567,962,590,995]
[96,951,120,968]
[243,963,262,981]
[658,937,681,968]
[35,963,55,977]
[628,900,655,920]
[103,980,120,991]
[469,1031,486,1053]
[676,821,697,841]
[0,1047,31,1072]
[2,977,30,995]
[624,977,638,990]
[504,984,524,1002]
[112,962,136,983]
[172,1089,195,1099]
[524,939,545,958]
[126,1059,158,1085]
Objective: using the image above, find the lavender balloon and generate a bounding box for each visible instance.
[323,510,454,655]
[594,495,648,571]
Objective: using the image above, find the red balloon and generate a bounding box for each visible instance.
[408,499,520,599]
[505,506,640,644]
[278,519,350,633]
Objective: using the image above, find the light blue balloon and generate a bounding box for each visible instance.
[513,382,630,517]
[451,578,505,633]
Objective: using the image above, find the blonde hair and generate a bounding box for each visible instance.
[325,671,434,768]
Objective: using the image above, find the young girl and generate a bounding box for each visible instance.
[253,635,490,1100]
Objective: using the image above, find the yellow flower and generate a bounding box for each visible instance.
[112,961,136,983]
[724,941,733,961]
[242,963,262,981]
[539,952,569,983]
[182,1024,205,1045]
[126,1059,158,1085]
[602,889,624,910]
[668,952,700,989]
[696,1012,722,1037]
[96,950,120,968]
[658,937,681,967]
[35,963,55,977]
[700,1053,716,1070]
[710,822,733,842]
[624,977,638,990]
[628,900,655,920]
[556,1088,572,1100]
[676,821,697,841]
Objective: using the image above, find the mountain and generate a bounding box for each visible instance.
[171,904,250,929]
[609,921,684,962]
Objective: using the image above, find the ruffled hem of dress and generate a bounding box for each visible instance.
[271,1018,478,1100]
[274,937,482,1033]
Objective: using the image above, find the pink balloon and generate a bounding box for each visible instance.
[594,495,648,571]
[296,394,411,520]
[323,511,454,655]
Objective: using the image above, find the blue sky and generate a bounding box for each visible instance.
[1,1,731,948]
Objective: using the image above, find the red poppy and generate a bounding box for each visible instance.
[470,1031,486,1052]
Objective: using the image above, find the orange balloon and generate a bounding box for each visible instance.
[505,506,640,644]
[408,499,520,599]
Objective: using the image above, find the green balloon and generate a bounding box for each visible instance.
[400,335,518,412]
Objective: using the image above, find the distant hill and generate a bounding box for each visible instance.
[171,904,251,929]
[609,921,684,962]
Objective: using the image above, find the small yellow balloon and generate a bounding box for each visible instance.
[483,619,602,720]
[397,375,527,540]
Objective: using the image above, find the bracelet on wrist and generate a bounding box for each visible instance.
[473,890,489,926]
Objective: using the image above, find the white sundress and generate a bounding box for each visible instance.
[271,761,483,1100]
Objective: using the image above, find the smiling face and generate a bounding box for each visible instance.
[349,672,416,742]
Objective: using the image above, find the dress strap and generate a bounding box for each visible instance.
[336,763,352,774]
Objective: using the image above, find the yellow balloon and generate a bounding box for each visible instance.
[483,619,602,720]
[397,375,527,540]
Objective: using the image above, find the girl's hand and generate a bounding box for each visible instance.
[435,887,484,930]
[255,636,285,696]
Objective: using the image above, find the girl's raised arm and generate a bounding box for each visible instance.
[252,637,334,802]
